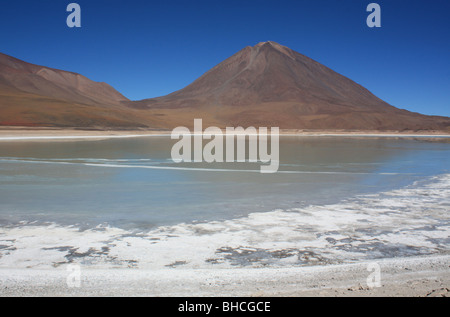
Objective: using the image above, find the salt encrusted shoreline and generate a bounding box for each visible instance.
[0,255,448,296]
[0,174,448,271]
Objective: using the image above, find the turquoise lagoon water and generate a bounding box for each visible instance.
[0,136,448,230]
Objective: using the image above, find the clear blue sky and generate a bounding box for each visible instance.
[1,0,449,116]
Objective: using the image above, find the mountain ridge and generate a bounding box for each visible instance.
[1,43,449,131]
[0,52,129,106]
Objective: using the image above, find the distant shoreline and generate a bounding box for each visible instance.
[0,127,449,141]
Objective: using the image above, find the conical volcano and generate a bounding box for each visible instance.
[130,41,449,131]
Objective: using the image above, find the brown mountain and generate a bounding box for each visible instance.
[0,52,148,127]
[1,43,449,131]
[130,41,450,131]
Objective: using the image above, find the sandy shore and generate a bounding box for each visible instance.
[0,255,448,297]
[0,128,171,141]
